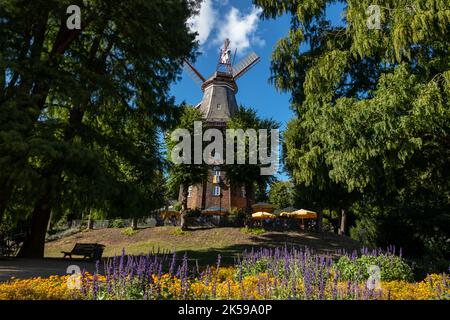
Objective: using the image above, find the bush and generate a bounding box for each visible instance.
[240,227,266,235]
[173,202,182,211]
[121,227,138,237]
[235,258,272,279]
[171,227,186,236]
[228,208,246,227]
[334,254,414,282]
[109,219,125,228]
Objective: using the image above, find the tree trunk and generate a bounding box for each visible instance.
[180,183,189,231]
[244,183,253,227]
[244,183,253,215]
[0,195,7,224]
[47,210,53,232]
[316,210,323,233]
[131,217,138,230]
[339,208,347,236]
[18,191,52,258]
[0,184,13,224]
[87,211,94,230]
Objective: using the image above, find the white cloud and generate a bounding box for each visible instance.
[187,2,264,54]
[188,0,217,45]
[215,6,264,54]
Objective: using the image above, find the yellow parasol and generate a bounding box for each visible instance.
[287,209,317,219]
[251,211,277,220]
[279,212,291,218]
[275,206,297,216]
[251,202,277,213]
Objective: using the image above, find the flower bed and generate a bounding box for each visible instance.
[1,248,448,300]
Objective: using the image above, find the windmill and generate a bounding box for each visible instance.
[183,38,261,124]
[179,38,260,214]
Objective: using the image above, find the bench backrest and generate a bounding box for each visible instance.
[71,243,104,255]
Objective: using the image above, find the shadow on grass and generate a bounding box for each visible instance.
[157,230,360,267]
[1,229,360,281]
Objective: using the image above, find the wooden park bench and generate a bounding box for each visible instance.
[62,243,105,261]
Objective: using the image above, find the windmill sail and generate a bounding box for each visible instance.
[232,52,261,80]
[184,60,206,86]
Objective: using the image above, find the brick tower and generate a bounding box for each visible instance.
[181,39,260,212]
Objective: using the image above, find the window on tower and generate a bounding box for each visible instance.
[213,186,221,197]
[217,104,222,110]
[213,168,221,183]
[188,186,193,198]
[241,186,246,198]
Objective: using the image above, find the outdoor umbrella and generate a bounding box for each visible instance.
[287,209,318,220]
[251,212,277,220]
[251,202,277,213]
[202,206,228,216]
[274,206,297,215]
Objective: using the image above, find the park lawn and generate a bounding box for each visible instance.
[44,226,360,265]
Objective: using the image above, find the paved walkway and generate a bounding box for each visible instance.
[0,258,98,282]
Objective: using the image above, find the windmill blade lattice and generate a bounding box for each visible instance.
[232,52,261,80]
[183,60,206,86]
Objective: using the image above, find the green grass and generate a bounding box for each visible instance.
[45,226,361,267]
[240,226,267,235]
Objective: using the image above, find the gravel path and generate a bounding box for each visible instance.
[0,258,98,282]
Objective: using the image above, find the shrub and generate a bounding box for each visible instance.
[172,227,186,236]
[240,227,266,235]
[228,208,246,227]
[1,248,448,300]
[121,227,138,237]
[334,254,414,282]
[173,202,182,211]
[109,219,124,228]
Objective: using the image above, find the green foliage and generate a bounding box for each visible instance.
[268,181,295,208]
[166,106,208,208]
[121,227,138,237]
[172,227,186,236]
[235,258,273,279]
[334,254,414,282]
[0,0,199,257]
[109,219,125,229]
[240,227,266,235]
[228,208,246,227]
[173,202,182,212]
[255,0,450,268]
[226,106,280,213]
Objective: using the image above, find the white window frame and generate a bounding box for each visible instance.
[188,186,193,198]
[241,186,246,198]
[213,186,221,197]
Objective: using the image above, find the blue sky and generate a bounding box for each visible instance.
[171,1,293,128]
[170,0,345,180]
